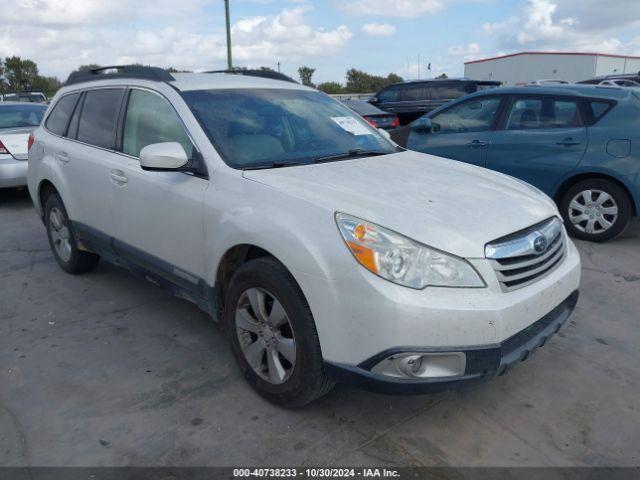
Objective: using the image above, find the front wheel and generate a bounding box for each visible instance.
[224,257,334,407]
[560,179,633,242]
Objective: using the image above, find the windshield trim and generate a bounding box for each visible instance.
[179,87,398,170]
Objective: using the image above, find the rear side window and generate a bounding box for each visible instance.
[376,85,401,102]
[428,83,474,100]
[400,84,426,101]
[122,89,194,158]
[77,89,125,149]
[45,93,79,136]
[506,96,579,130]
[582,99,615,126]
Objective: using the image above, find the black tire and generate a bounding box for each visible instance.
[44,193,100,274]
[224,257,334,407]
[560,179,633,242]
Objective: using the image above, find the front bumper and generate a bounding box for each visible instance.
[325,290,579,394]
[0,157,28,188]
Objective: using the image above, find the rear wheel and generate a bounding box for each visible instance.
[44,194,100,273]
[224,257,334,407]
[560,179,632,242]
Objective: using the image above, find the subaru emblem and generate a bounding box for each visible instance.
[533,235,547,253]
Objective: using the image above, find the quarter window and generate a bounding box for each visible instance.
[122,89,194,158]
[45,93,79,136]
[506,97,579,130]
[430,97,502,134]
[76,89,125,149]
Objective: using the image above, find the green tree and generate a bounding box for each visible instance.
[3,56,39,91]
[345,69,403,93]
[298,66,316,87]
[317,81,344,94]
[435,73,448,79]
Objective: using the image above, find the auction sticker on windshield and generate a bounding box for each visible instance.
[331,116,373,136]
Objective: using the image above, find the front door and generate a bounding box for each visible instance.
[487,95,588,195]
[406,95,504,167]
[110,88,208,289]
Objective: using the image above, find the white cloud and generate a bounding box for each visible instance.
[361,23,396,36]
[483,0,640,55]
[0,2,352,79]
[343,0,445,18]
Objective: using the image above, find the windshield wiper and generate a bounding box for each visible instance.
[242,160,308,170]
[313,149,389,164]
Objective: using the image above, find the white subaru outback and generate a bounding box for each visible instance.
[28,66,581,407]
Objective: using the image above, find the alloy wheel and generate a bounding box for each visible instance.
[49,207,72,262]
[235,288,296,385]
[568,189,619,235]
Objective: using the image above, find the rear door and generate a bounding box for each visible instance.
[58,88,125,248]
[486,94,588,195]
[406,95,505,167]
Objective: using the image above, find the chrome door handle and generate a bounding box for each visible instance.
[55,152,70,164]
[556,138,581,146]
[467,140,488,148]
[110,170,128,185]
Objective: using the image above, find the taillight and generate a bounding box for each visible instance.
[28,133,35,151]
[0,140,9,155]
[391,116,400,128]
[365,117,379,128]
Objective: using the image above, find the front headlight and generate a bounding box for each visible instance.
[335,213,485,289]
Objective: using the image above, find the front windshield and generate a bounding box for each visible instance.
[0,104,46,129]
[182,88,398,168]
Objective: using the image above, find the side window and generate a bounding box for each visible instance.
[376,85,401,103]
[429,83,472,100]
[45,93,79,136]
[122,89,194,159]
[77,89,125,149]
[430,97,502,134]
[400,84,426,101]
[506,96,579,130]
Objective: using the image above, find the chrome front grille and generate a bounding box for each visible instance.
[485,217,567,292]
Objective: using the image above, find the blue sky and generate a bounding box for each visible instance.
[1,0,639,84]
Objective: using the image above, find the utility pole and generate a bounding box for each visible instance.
[277,61,281,73]
[224,0,233,70]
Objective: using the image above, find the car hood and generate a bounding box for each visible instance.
[0,128,34,160]
[243,151,559,258]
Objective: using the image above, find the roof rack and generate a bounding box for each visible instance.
[65,65,175,86]
[205,69,298,84]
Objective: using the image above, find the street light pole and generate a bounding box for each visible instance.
[224,0,233,70]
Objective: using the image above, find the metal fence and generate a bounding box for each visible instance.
[330,93,375,101]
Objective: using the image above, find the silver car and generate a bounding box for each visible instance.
[0,102,47,188]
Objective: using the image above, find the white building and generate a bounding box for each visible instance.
[464,51,640,86]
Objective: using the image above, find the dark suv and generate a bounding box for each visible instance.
[369,79,501,125]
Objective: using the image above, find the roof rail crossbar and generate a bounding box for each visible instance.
[205,69,298,84]
[65,65,175,86]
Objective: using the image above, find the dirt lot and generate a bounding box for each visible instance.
[1,188,639,467]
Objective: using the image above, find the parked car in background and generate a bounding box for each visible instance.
[524,80,570,86]
[369,78,502,125]
[392,85,640,242]
[0,102,47,188]
[578,73,640,86]
[598,79,640,88]
[28,66,580,406]
[1,91,48,103]
[341,99,399,130]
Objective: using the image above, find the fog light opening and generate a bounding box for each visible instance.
[371,352,466,379]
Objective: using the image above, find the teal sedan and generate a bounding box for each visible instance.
[393,85,640,242]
